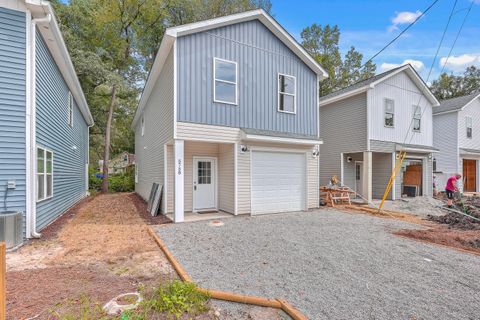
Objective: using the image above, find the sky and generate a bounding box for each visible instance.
[271,0,480,82]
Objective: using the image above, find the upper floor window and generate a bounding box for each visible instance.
[37,146,53,201]
[278,74,296,113]
[141,113,145,136]
[466,116,473,138]
[384,98,394,127]
[68,92,73,127]
[412,105,421,132]
[213,58,237,105]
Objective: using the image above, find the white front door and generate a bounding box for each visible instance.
[193,157,216,211]
[355,161,363,198]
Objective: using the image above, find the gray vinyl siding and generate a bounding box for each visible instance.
[433,112,458,174]
[177,20,318,136]
[319,93,368,186]
[372,153,392,199]
[370,140,396,153]
[135,49,174,203]
[458,98,480,151]
[35,29,88,230]
[0,8,26,228]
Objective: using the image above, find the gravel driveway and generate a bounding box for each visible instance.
[156,209,480,320]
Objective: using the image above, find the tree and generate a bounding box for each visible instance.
[300,24,376,96]
[430,66,480,100]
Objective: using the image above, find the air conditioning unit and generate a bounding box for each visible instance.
[0,211,23,249]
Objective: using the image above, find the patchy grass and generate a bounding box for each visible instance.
[47,280,210,320]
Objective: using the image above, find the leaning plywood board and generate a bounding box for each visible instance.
[151,185,163,217]
[147,183,159,212]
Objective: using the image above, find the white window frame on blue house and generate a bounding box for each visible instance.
[36,146,53,202]
[213,57,238,105]
[277,73,296,114]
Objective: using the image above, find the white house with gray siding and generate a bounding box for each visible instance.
[132,10,327,222]
[433,92,480,193]
[319,64,440,202]
[0,0,93,239]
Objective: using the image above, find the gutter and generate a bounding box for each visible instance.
[25,5,51,239]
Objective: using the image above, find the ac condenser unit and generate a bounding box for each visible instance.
[0,211,23,249]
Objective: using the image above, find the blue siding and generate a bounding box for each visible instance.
[177,20,318,136]
[0,8,26,224]
[35,29,88,230]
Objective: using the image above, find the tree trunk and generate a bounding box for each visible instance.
[101,85,117,193]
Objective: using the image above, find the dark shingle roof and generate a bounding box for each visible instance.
[241,128,319,140]
[433,92,480,114]
[318,66,404,102]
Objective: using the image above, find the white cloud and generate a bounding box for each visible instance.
[389,10,422,32]
[380,59,425,72]
[440,54,480,72]
[471,0,480,4]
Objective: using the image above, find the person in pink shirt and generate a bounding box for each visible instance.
[445,173,461,207]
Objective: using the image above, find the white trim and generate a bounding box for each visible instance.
[213,57,238,105]
[25,9,33,239]
[234,143,238,215]
[174,140,184,222]
[173,40,178,139]
[36,146,54,202]
[465,115,473,139]
[277,73,296,114]
[412,104,422,132]
[395,146,439,154]
[249,146,308,153]
[25,0,93,125]
[141,113,145,136]
[163,144,168,214]
[242,133,322,146]
[319,86,369,106]
[391,152,396,200]
[316,74,320,138]
[192,156,218,212]
[460,93,480,111]
[366,89,371,151]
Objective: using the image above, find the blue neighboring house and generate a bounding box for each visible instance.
[0,0,93,239]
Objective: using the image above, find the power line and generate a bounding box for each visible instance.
[404,0,459,147]
[438,1,475,75]
[362,0,440,68]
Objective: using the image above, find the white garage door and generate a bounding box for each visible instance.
[251,151,306,215]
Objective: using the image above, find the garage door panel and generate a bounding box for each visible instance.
[251,151,306,215]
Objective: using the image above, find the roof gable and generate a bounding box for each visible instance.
[434,92,480,115]
[319,64,440,107]
[132,9,327,127]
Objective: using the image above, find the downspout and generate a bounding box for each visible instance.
[26,11,52,238]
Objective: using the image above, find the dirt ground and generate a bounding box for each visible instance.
[7,193,177,319]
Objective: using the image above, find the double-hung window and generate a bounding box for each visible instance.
[278,74,296,113]
[384,98,394,127]
[141,114,145,136]
[37,147,53,201]
[68,92,73,127]
[412,105,421,132]
[466,116,473,138]
[213,58,237,105]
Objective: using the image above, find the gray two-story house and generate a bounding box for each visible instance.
[1,0,93,240]
[132,10,327,222]
[433,92,480,192]
[319,65,440,202]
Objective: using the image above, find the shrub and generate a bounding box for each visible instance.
[89,166,134,193]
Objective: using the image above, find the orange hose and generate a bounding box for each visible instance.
[148,226,309,320]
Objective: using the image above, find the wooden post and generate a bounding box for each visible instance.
[0,242,6,320]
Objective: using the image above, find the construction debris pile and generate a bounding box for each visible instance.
[428,198,480,230]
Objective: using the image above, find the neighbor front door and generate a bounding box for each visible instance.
[463,159,477,192]
[193,157,216,211]
[355,162,363,198]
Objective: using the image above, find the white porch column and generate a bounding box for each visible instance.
[363,151,372,203]
[391,152,396,200]
[174,139,184,222]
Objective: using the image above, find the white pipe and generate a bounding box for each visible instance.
[27,13,51,239]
